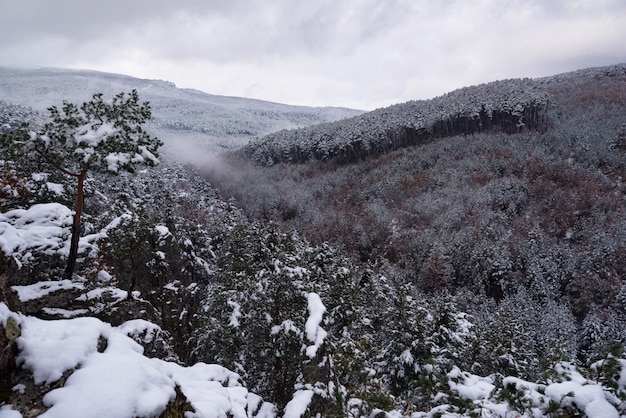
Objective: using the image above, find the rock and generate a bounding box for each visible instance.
[0,315,20,405]
[0,255,21,312]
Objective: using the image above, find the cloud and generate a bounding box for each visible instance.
[1,0,625,109]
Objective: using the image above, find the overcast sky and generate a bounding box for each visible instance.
[1,0,625,110]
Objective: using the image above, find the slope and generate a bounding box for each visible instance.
[210,63,626,318]
[241,63,626,166]
[0,67,363,160]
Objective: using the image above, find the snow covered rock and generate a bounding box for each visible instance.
[0,203,73,265]
[0,303,277,418]
[10,280,85,316]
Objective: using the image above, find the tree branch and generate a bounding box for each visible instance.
[34,147,82,178]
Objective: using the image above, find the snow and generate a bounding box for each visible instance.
[76,286,127,303]
[31,172,48,182]
[46,182,64,195]
[11,384,25,395]
[3,303,276,418]
[442,365,623,418]
[137,145,159,165]
[163,281,180,291]
[0,203,72,260]
[398,349,414,366]
[117,319,161,344]
[11,280,84,302]
[544,381,619,418]
[155,224,171,239]
[105,152,130,172]
[283,389,314,418]
[0,202,108,268]
[76,122,118,146]
[0,405,22,418]
[271,319,300,336]
[17,315,107,385]
[228,299,242,327]
[447,367,495,401]
[163,362,278,418]
[304,292,327,359]
[41,338,174,418]
[40,307,89,318]
[97,269,113,283]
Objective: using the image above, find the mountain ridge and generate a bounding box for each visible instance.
[242,63,626,166]
[0,66,363,160]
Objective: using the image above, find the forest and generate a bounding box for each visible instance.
[1,64,626,417]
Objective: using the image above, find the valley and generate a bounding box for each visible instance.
[1,64,626,417]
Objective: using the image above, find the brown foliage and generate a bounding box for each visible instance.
[0,166,30,210]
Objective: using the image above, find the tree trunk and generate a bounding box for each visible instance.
[63,166,89,280]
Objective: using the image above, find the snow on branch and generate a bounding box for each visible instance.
[304,292,327,359]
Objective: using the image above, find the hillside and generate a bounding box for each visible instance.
[243,78,550,165]
[214,64,626,275]
[1,64,626,417]
[204,63,626,411]
[241,64,626,166]
[0,67,362,160]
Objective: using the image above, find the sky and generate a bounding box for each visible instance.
[1,0,625,110]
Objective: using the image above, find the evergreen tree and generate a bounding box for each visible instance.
[2,90,162,279]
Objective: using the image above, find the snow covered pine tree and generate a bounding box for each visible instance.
[5,90,162,279]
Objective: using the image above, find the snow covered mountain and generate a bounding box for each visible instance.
[243,64,626,166]
[0,67,362,161]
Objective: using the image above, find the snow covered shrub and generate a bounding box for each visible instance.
[470,303,537,378]
[104,211,165,299]
[193,223,321,409]
[470,240,512,301]
[579,309,625,366]
[589,343,626,399]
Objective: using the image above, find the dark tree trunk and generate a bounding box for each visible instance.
[63,166,89,280]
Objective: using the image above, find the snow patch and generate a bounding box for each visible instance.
[304,293,327,359]
[0,203,72,260]
[41,307,89,318]
[545,381,618,418]
[46,182,64,195]
[228,300,242,328]
[117,319,162,345]
[447,366,495,401]
[11,280,84,302]
[283,389,313,418]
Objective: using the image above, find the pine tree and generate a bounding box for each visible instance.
[3,90,162,279]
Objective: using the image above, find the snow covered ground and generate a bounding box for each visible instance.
[3,288,624,418]
[0,302,277,418]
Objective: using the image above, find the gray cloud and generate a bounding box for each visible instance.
[1,0,625,109]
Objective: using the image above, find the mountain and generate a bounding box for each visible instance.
[242,64,626,165]
[0,67,363,161]
[2,64,626,417]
